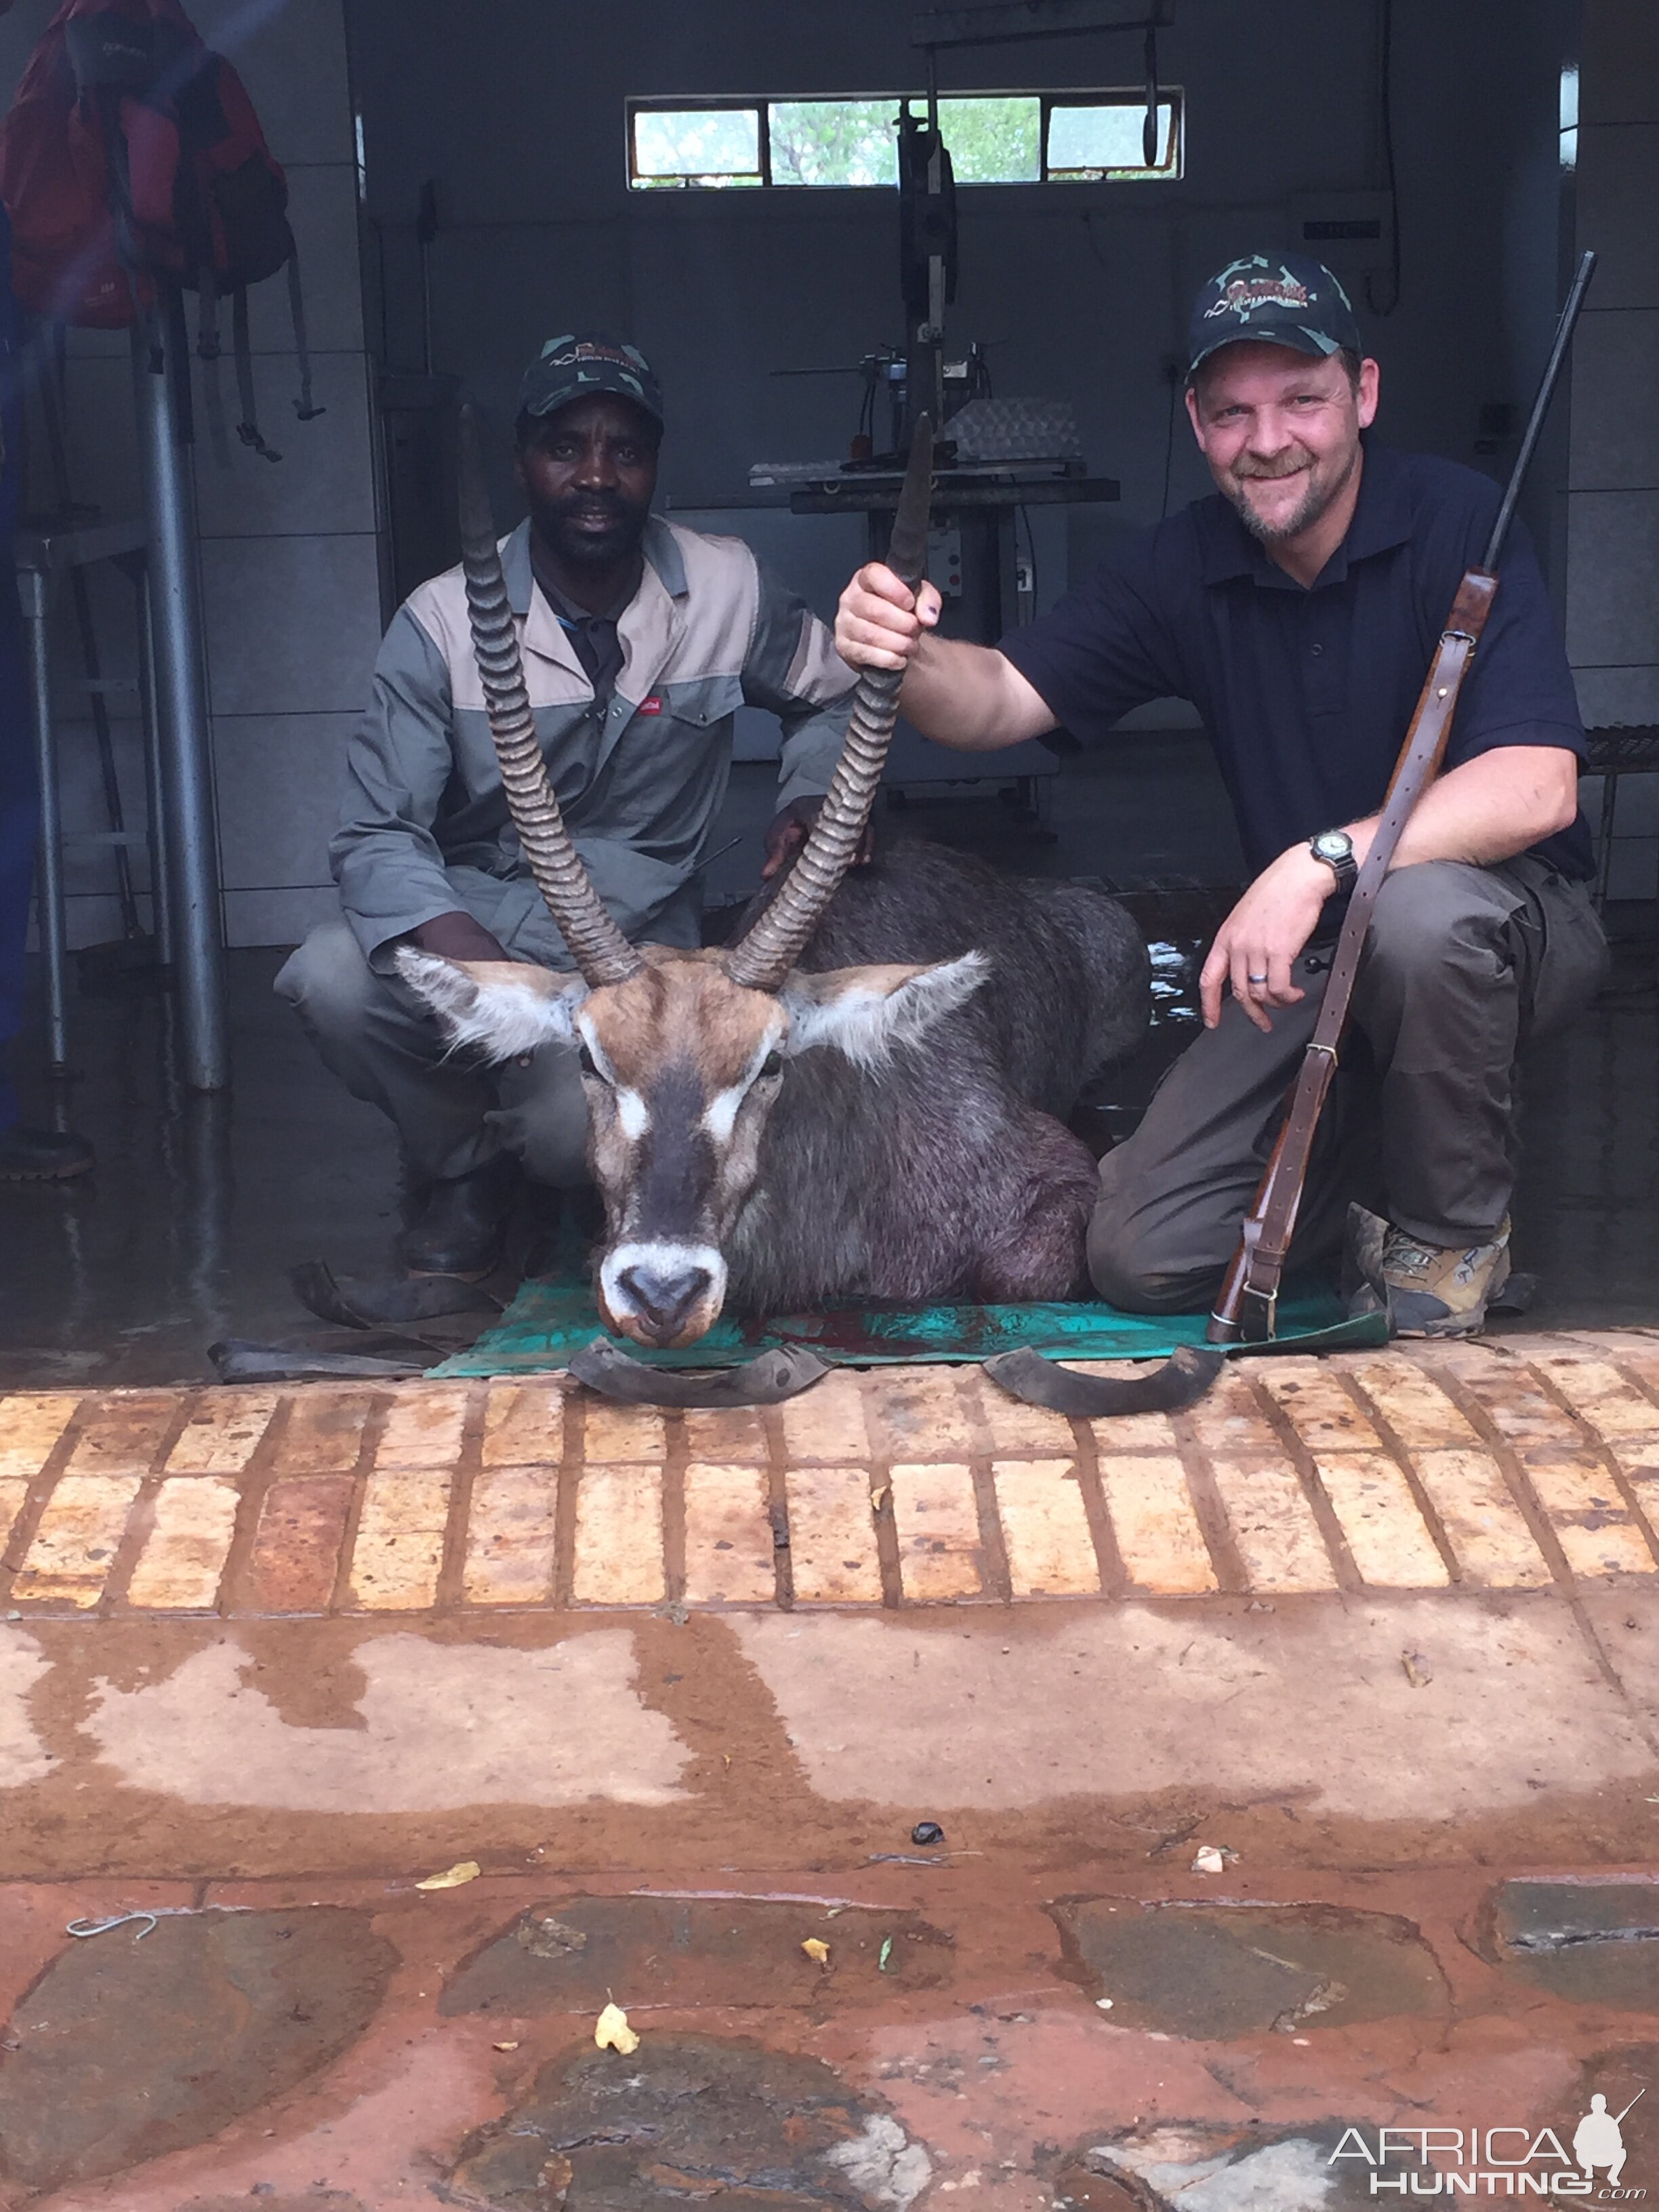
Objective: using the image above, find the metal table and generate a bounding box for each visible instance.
[770,468,1123,510]
[774,466,1120,636]
[1585,724,1659,907]
[737,464,1122,800]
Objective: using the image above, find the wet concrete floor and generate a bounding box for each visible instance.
[0,1582,1654,2208]
[4,745,1250,1391]
[2,751,1656,1390]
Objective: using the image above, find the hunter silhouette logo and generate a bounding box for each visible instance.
[1575,2091,1643,2191]
[1330,2087,1646,2196]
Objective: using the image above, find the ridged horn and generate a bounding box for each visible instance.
[724,417,934,992]
[457,403,643,987]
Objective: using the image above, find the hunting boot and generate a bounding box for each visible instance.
[398,1153,518,1280]
[1345,1202,1513,1338]
[0,1124,94,1181]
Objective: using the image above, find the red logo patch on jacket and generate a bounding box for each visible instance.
[637,695,663,715]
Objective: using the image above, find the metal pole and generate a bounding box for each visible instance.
[134,567,173,965]
[130,312,227,1090]
[18,565,68,1071]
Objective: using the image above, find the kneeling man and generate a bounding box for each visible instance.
[835,257,1604,1336]
[279,333,856,1277]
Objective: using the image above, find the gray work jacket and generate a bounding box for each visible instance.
[331,516,857,968]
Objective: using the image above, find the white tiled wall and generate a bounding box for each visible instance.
[1,0,382,951]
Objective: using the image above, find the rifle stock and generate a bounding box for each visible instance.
[1207,585,1493,1343]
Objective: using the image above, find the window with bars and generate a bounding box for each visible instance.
[627,90,1182,190]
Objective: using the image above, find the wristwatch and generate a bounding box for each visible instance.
[1309,827,1358,897]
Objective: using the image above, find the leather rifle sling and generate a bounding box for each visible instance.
[1224,567,1498,1341]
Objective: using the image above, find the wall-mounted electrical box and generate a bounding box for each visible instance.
[1287,191,1395,285]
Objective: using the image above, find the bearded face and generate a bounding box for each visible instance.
[516,394,659,571]
[1187,342,1376,548]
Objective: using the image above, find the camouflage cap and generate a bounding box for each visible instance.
[518,332,664,428]
[1187,254,1361,383]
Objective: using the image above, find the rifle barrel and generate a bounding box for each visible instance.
[1481,249,1597,571]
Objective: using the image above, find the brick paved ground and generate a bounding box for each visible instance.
[2,1330,1657,1620]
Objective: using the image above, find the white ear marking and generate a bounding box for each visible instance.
[780,950,988,1067]
[396,947,586,1061]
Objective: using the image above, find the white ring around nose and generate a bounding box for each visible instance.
[600,1239,728,1325]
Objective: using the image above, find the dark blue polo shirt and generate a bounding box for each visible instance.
[1000,436,1593,881]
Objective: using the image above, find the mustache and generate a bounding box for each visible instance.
[1231,451,1312,481]
[552,490,636,520]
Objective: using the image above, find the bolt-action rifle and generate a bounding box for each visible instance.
[1208,249,1598,1346]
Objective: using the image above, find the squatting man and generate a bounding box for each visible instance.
[277,333,859,1279]
[836,253,1605,1338]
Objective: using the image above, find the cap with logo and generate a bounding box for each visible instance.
[518,332,664,428]
[1187,254,1361,383]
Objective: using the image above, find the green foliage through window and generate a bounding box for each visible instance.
[769,100,899,186]
[628,91,1181,191]
[937,97,1040,184]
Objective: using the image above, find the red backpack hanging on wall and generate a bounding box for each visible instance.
[0,0,319,457]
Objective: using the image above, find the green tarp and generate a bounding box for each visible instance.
[430,1272,1389,1377]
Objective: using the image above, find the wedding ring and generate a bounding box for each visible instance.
[1246,972,1269,985]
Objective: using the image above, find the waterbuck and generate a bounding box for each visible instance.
[398,414,1147,1350]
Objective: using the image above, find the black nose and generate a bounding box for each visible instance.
[617,1261,713,1335]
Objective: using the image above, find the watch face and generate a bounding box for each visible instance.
[1313,832,1351,862]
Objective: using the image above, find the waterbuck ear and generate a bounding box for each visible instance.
[396,949,588,1060]
[779,951,987,1067]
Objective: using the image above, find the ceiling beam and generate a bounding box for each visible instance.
[912,0,1172,49]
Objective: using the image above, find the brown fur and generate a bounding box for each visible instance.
[586,949,783,1085]
[404,840,1145,1349]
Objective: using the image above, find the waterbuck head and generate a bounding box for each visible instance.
[401,939,984,1346]
[400,407,960,1349]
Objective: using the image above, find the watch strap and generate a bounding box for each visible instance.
[1311,832,1357,897]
